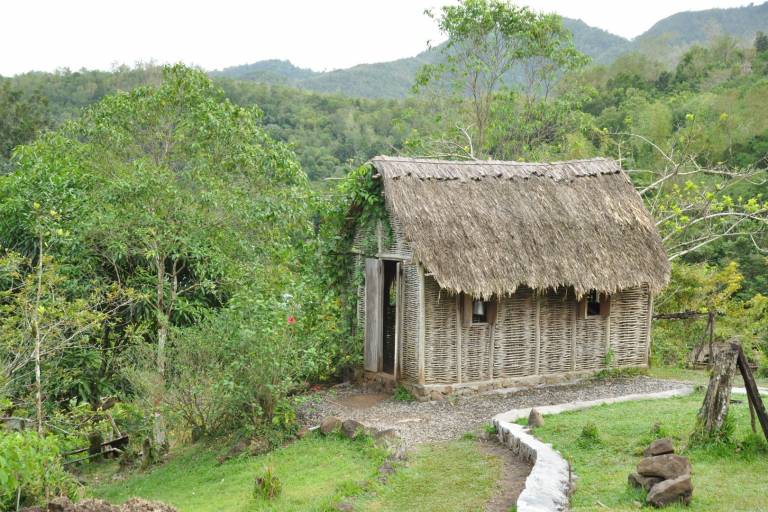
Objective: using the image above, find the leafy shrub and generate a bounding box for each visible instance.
[576,422,602,448]
[393,385,415,402]
[0,431,76,509]
[483,423,498,435]
[254,466,282,500]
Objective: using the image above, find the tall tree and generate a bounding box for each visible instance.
[414,0,587,158]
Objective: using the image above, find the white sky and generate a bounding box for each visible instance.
[0,0,758,76]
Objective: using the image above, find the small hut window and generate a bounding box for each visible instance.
[579,290,611,319]
[472,299,489,323]
[461,293,498,326]
[586,290,600,316]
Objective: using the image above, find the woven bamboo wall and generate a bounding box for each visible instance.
[493,287,537,379]
[609,285,651,367]
[417,283,651,385]
[400,262,421,381]
[423,277,456,383]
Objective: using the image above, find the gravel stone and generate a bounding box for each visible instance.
[298,377,686,446]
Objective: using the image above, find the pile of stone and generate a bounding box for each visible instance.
[628,438,693,507]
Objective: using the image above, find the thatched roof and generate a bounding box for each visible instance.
[370,156,670,298]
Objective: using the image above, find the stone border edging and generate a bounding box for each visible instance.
[492,386,695,512]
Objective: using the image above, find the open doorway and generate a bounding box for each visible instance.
[381,260,398,375]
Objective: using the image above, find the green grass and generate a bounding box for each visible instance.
[87,436,501,512]
[88,434,387,512]
[356,439,501,512]
[648,366,768,387]
[525,392,768,511]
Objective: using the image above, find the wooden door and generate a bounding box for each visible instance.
[364,258,383,372]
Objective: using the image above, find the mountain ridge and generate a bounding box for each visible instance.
[212,2,767,98]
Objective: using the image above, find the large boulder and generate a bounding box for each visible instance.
[637,454,691,480]
[644,438,675,457]
[647,474,693,507]
[628,472,662,491]
[320,416,342,435]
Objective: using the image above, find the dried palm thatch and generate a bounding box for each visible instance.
[371,156,670,298]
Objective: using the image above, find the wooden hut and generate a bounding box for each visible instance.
[352,156,670,399]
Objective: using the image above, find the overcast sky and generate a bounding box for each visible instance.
[0,0,758,76]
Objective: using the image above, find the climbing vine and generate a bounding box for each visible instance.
[318,163,392,356]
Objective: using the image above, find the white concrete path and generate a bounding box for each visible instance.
[493,383,768,512]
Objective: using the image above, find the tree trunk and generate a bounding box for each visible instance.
[32,234,44,434]
[153,251,168,449]
[692,344,738,442]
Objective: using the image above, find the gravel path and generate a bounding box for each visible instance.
[298,377,687,446]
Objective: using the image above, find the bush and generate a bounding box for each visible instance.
[576,422,601,448]
[254,466,282,500]
[393,385,415,402]
[0,431,76,509]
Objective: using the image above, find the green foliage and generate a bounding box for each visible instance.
[254,466,282,500]
[576,422,602,448]
[392,385,415,403]
[0,80,50,169]
[0,431,76,510]
[415,0,588,156]
[483,423,498,435]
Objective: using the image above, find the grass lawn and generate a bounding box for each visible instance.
[87,434,387,512]
[87,436,501,512]
[648,366,768,388]
[356,439,501,512]
[524,391,768,511]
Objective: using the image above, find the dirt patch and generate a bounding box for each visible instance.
[480,440,533,512]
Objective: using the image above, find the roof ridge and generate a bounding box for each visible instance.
[370,156,617,167]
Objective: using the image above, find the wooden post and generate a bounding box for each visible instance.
[456,295,462,383]
[734,343,768,442]
[534,294,541,375]
[417,265,426,385]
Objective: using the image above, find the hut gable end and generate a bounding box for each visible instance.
[371,156,670,298]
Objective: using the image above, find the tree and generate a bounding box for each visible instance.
[755,32,768,54]
[414,0,587,157]
[2,65,311,445]
[0,81,50,170]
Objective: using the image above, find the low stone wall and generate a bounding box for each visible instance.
[492,386,695,512]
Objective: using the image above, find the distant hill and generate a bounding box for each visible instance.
[212,2,768,98]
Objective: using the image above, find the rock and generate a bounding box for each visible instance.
[378,461,395,475]
[335,502,355,512]
[528,408,544,428]
[644,438,675,457]
[637,454,691,480]
[646,474,693,507]
[296,426,310,439]
[47,498,71,512]
[217,437,249,464]
[320,416,342,435]
[248,437,271,456]
[628,472,663,491]
[372,428,398,441]
[429,390,444,401]
[341,419,365,439]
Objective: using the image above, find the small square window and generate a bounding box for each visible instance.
[586,290,600,316]
[472,299,490,324]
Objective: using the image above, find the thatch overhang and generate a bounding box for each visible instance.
[370,156,670,298]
